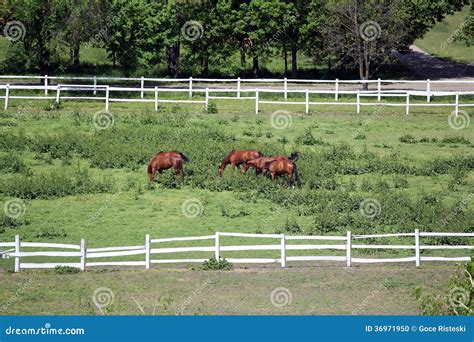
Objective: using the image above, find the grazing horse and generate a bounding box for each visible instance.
[147,151,190,182]
[217,149,264,176]
[263,159,299,187]
[242,152,300,175]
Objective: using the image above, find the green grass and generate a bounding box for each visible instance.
[0,98,472,315]
[415,5,474,64]
[0,264,458,315]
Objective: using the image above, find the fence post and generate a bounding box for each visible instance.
[14,234,20,273]
[377,78,381,102]
[335,78,339,101]
[215,232,220,260]
[205,87,209,112]
[255,89,259,114]
[189,77,193,98]
[55,84,61,104]
[4,84,10,110]
[145,234,151,270]
[93,76,97,95]
[284,78,288,100]
[280,234,286,268]
[140,76,145,99]
[346,231,351,267]
[455,92,459,116]
[426,79,430,103]
[154,87,159,112]
[356,90,360,114]
[406,94,410,115]
[415,229,420,267]
[237,77,241,98]
[305,89,309,114]
[80,238,86,271]
[105,86,110,111]
[44,75,48,95]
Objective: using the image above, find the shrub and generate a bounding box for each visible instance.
[282,218,302,234]
[399,134,417,144]
[296,129,325,145]
[54,266,80,274]
[0,169,116,199]
[0,154,29,174]
[206,101,218,114]
[201,257,233,270]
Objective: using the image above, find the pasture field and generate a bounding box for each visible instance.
[0,95,472,315]
[415,5,474,64]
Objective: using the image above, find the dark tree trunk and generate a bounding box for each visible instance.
[167,42,180,77]
[291,47,298,78]
[240,49,246,67]
[284,45,288,76]
[252,56,259,78]
[202,55,209,76]
[70,44,80,71]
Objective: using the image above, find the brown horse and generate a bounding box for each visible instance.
[147,151,190,182]
[242,152,300,175]
[263,159,299,187]
[217,149,264,176]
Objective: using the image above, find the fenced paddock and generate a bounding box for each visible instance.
[1,230,472,272]
[1,76,473,115]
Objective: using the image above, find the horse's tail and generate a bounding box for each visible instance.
[292,162,300,185]
[180,153,191,163]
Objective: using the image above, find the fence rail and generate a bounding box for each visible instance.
[1,74,474,114]
[1,230,472,272]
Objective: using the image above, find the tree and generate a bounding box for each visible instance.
[59,0,105,70]
[102,0,157,75]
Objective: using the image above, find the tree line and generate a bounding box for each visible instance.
[0,0,470,79]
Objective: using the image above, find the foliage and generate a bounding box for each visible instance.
[414,260,473,315]
[54,266,81,274]
[201,257,233,271]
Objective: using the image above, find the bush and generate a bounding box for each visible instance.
[201,257,233,270]
[54,266,81,274]
[399,134,417,144]
[0,154,29,174]
[206,101,218,114]
[0,169,116,199]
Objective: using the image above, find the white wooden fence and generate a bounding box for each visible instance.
[1,230,472,272]
[1,76,473,115]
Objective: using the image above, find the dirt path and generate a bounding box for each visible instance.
[393,45,474,84]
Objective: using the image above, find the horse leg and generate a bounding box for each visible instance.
[255,168,262,176]
[242,163,250,174]
[175,161,184,177]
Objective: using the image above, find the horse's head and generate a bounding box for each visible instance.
[289,151,300,162]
